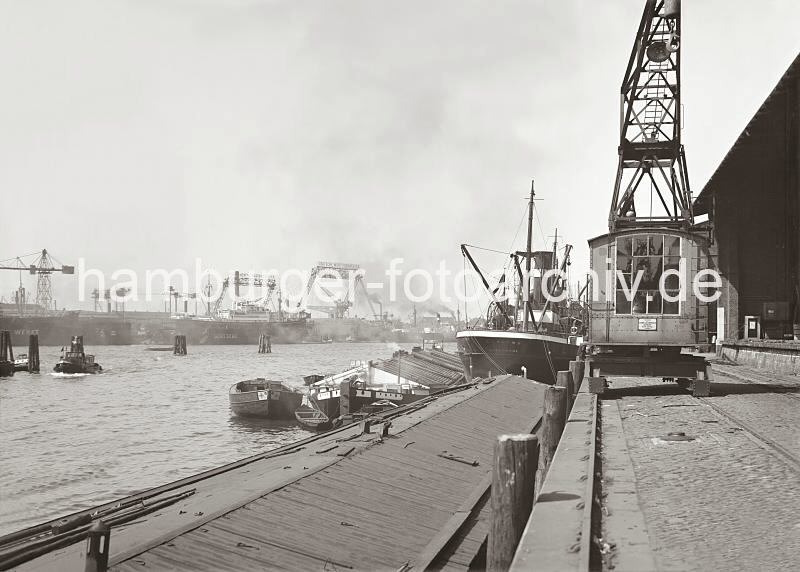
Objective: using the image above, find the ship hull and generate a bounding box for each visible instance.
[456,330,579,384]
[53,361,102,374]
[310,387,427,420]
[0,314,133,346]
[228,381,303,419]
[150,318,311,345]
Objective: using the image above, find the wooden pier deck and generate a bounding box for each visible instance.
[17,375,545,572]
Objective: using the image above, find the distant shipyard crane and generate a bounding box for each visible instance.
[299,262,379,320]
[0,249,74,314]
[609,0,692,232]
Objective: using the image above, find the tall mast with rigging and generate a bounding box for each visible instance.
[522,180,535,332]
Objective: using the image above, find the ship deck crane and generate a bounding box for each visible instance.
[211,278,229,316]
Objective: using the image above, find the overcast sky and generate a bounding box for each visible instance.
[1,0,798,316]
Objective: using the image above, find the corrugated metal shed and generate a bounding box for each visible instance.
[111,375,544,572]
[372,349,466,390]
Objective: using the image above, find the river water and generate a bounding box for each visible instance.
[0,342,452,536]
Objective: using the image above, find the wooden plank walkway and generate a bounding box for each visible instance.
[18,375,545,572]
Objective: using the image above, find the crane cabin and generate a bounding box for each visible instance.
[587,228,713,348]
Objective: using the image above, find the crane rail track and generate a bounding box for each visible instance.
[711,364,800,402]
[694,393,800,474]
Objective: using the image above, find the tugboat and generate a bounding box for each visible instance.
[54,336,103,374]
[228,378,303,419]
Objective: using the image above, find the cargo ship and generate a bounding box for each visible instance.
[0,304,309,346]
[456,183,584,384]
[148,314,311,345]
[0,306,133,346]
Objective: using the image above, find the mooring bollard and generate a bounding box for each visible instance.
[28,334,40,373]
[488,433,539,572]
[84,519,110,572]
[536,385,568,499]
[556,370,575,413]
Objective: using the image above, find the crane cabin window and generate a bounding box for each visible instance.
[615,234,681,315]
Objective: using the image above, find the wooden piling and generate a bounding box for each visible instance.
[84,519,110,572]
[257,334,272,354]
[556,370,575,413]
[536,385,568,499]
[28,334,40,373]
[488,433,539,572]
[3,331,13,362]
[173,335,187,356]
[0,331,14,377]
[577,358,586,393]
[569,359,584,397]
[339,381,352,417]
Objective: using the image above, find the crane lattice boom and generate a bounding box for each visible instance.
[609,0,692,232]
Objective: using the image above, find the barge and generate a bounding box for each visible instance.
[228,379,303,419]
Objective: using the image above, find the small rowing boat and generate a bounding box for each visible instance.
[294,403,333,431]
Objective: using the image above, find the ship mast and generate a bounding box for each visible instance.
[523,180,535,332]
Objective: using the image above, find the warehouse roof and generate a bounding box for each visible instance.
[695,52,800,215]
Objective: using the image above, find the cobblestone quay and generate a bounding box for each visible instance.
[599,363,800,572]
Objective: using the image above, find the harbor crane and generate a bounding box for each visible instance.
[299,262,380,320]
[609,0,692,231]
[585,0,714,397]
[0,249,74,314]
